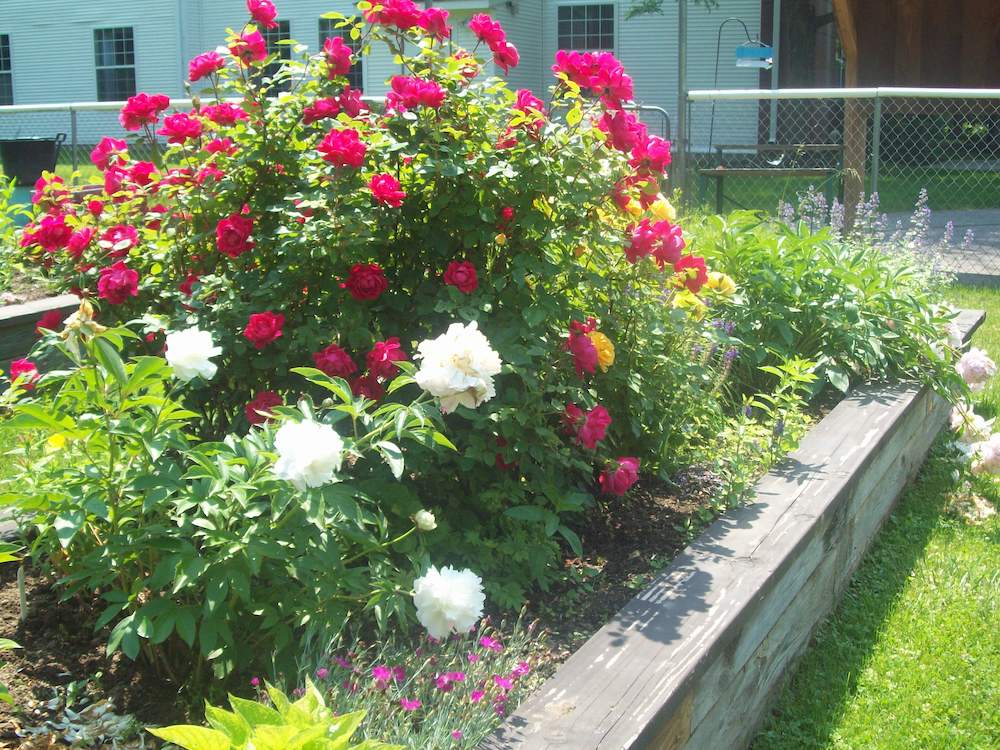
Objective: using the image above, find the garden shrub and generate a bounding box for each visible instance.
[13,0,737,607]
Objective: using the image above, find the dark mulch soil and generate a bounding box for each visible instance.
[531,468,724,664]
[0,564,186,742]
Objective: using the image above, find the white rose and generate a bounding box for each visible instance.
[165,327,222,382]
[414,322,502,414]
[272,418,344,490]
[414,509,437,531]
[412,565,485,639]
[956,347,997,392]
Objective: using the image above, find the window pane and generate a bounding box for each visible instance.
[0,35,10,72]
[0,73,12,106]
[318,18,364,91]
[96,66,136,101]
[94,27,134,67]
[557,4,614,51]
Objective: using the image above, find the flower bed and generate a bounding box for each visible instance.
[0,294,77,366]
[482,310,984,750]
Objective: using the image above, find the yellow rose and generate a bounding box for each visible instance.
[587,331,615,372]
[624,198,643,217]
[650,196,677,222]
[672,289,708,320]
[495,233,507,246]
[705,271,737,296]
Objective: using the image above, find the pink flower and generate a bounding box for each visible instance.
[301,95,343,124]
[566,318,599,378]
[371,664,393,690]
[552,50,633,109]
[129,161,158,187]
[369,173,406,207]
[216,212,255,258]
[513,89,545,127]
[90,137,128,169]
[341,263,388,301]
[452,731,464,741]
[189,51,226,81]
[318,128,368,169]
[435,671,466,692]
[10,359,39,390]
[36,310,64,335]
[599,457,640,496]
[323,36,353,77]
[367,338,407,379]
[245,391,282,425]
[315,667,329,680]
[493,675,513,692]
[97,261,139,305]
[511,661,531,678]
[119,92,170,131]
[99,225,139,258]
[313,344,357,378]
[630,135,672,174]
[469,14,507,48]
[467,652,480,663]
[22,214,72,252]
[493,41,519,74]
[386,76,446,111]
[157,112,204,144]
[479,636,503,652]
[350,373,385,401]
[443,260,478,294]
[470,689,485,703]
[202,102,249,125]
[337,85,367,118]
[418,8,451,39]
[247,0,278,29]
[364,0,422,30]
[598,109,646,153]
[66,227,96,260]
[673,255,708,293]
[334,655,353,670]
[565,404,611,450]
[250,677,261,687]
[243,311,285,350]
[399,697,422,712]
[205,137,238,156]
[30,175,68,207]
[87,200,104,217]
[230,30,268,65]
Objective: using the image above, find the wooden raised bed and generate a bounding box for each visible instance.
[0,294,78,365]
[484,309,984,750]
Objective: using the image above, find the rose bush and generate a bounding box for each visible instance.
[17,0,735,602]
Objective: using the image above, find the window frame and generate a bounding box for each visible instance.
[0,34,12,106]
[93,26,137,102]
[318,17,364,92]
[556,2,616,53]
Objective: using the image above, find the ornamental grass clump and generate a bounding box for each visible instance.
[12,0,741,603]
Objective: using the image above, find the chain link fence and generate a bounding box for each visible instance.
[684,87,1000,281]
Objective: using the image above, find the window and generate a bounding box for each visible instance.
[0,35,11,106]
[557,4,615,52]
[94,27,136,101]
[319,18,363,91]
[263,20,292,90]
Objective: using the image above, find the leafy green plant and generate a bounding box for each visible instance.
[149,681,400,750]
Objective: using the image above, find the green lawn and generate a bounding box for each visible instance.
[753,283,1000,750]
[691,168,1000,215]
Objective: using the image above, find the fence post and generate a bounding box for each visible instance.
[70,107,79,172]
[870,94,882,196]
[675,0,688,202]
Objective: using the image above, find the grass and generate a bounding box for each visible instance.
[753,283,1000,750]
[691,168,1000,215]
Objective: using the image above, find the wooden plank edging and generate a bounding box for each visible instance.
[0,293,79,364]
[483,309,985,750]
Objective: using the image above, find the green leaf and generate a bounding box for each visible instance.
[205,703,250,745]
[94,337,128,385]
[53,510,85,548]
[826,367,850,393]
[228,694,283,727]
[375,441,404,479]
[176,608,197,647]
[557,525,583,556]
[147,725,230,750]
[504,505,547,522]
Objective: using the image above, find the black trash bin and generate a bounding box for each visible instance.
[0,134,67,186]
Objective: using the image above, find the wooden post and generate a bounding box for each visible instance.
[833,0,865,227]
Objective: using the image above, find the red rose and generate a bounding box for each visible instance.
[386,76,445,111]
[179,273,200,296]
[563,403,585,434]
[418,8,451,39]
[342,263,388,301]
[202,103,249,125]
[119,92,170,131]
[493,41,519,74]
[495,436,517,471]
[230,30,268,65]
[577,405,612,450]
[363,0,422,29]
[87,200,104,217]
[22,214,72,252]
[204,137,237,156]
[323,36,354,77]
[36,310,64,336]
[674,255,708,294]
[243,311,285,350]
[369,173,406,207]
[350,373,385,401]
[565,318,598,378]
[337,85,367,118]
[90,137,128,170]
[468,14,506,48]
[157,112,204,144]
[66,227,96,260]
[189,51,226,82]
[246,0,278,29]
[599,457,640,496]
[318,128,367,169]
[313,344,357,378]
[443,260,478,294]
[9,359,40,390]
[366,337,407,379]
[303,98,341,125]
[129,161,158,187]
[99,225,139,258]
[216,213,255,257]
[97,261,139,305]
[245,390,282,425]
